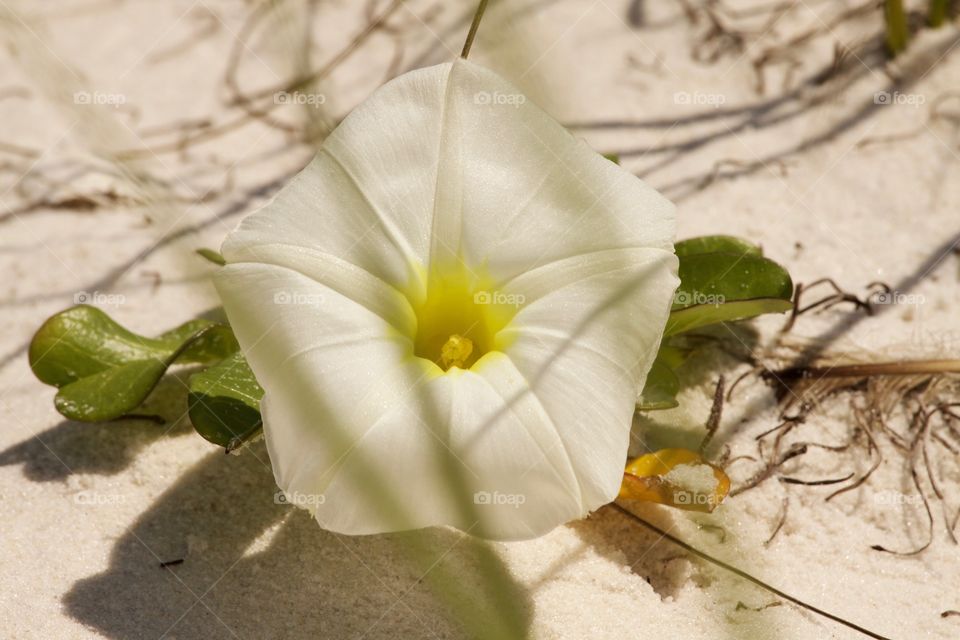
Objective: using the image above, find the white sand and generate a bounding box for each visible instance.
[2,1,959,638]
[662,463,718,495]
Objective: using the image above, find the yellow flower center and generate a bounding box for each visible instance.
[440,334,473,369]
[411,263,516,372]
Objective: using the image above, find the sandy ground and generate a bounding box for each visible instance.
[2,1,960,638]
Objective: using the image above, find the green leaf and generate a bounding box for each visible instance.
[54,359,171,422]
[666,250,794,336]
[30,306,237,423]
[654,344,692,370]
[158,319,239,364]
[51,324,226,422]
[29,305,265,447]
[29,305,237,387]
[667,298,794,336]
[188,351,264,449]
[638,357,680,411]
[674,235,761,258]
[638,236,794,411]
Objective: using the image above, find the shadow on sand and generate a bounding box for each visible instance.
[60,442,531,639]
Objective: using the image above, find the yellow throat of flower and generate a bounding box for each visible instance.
[411,263,517,372]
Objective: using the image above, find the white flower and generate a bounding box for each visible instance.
[215,60,678,540]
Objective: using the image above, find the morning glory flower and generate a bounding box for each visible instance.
[214,59,678,540]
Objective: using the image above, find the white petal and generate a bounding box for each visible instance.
[497,248,679,508]
[213,263,428,506]
[224,242,417,337]
[222,64,454,301]
[221,60,675,296]
[445,354,586,539]
[319,354,586,539]
[430,61,675,283]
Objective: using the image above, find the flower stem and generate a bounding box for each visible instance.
[460,0,490,59]
[885,0,910,57]
[774,359,960,381]
[929,0,951,26]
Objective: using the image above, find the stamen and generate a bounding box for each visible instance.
[440,334,473,370]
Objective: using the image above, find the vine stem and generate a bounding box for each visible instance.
[610,503,892,640]
[461,0,490,59]
[929,0,950,27]
[885,0,910,56]
[775,359,960,380]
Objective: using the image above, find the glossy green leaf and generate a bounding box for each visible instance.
[637,341,697,412]
[655,344,692,370]
[674,235,761,258]
[188,351,264,449]
[637,236,794,411]
[158,320,238,364]
[666,251,794,336]
[51,324,225,422]
[638,357,680,411]
[29,305,237,387]
[667,298,794,336]
[54,359,170,422]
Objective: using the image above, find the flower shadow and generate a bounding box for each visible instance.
[63,443,533,640]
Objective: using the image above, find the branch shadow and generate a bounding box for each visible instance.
[572,29,960,202]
